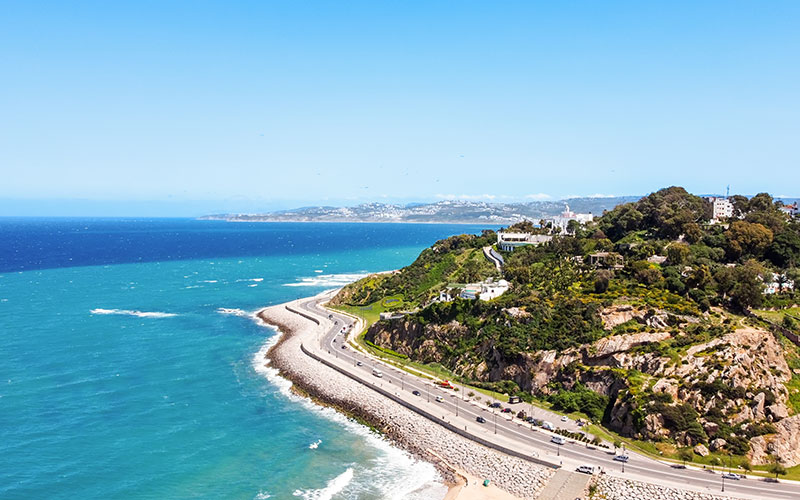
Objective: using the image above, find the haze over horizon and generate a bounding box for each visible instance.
[2,1,798,216]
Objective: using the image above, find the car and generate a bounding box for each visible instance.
[435,396,444,402]
[560,415,568,422]
[722,473,742,480]
[501,408,512,413]
[341,344,347,349]
[525,416,535,423]
[576,465,596,475]
[613,455,629,463]
[489,402,501,408]
[476,416,486,423]
[356,361,363,366]
[334,321,338,325]
[542,421,555,431]
[551,435,566,445]
[412,390,421,396]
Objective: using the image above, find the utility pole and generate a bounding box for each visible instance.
[494,411,497,434]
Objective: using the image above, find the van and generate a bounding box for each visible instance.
[372,368,383,378]
[550,435,566,445]
[542,421,555,431]
[576,465,596,475]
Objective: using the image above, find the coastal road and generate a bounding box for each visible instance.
[294,293,800,500]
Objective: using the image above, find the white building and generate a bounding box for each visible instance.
[458,279,510,301]
[496,232,553,252]
[707,197,734,220]
[764,273,795,295]
[547,204,594,234]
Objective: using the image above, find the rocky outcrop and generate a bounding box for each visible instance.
[366,315,799,466]
[748,414,800,466]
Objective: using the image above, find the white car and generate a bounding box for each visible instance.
[721,472,742,480]
[613,455,629,463]
[550,435,565,445]
[435,396,444,402]
[576,465,596,475]
[560,415,568,422]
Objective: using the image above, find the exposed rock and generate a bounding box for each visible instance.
[694,444,710,457]
[710,438,727,451]
[749,415,800,466]
[768,403,789,420]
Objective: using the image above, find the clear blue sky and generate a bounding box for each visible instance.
[1,1,798,216]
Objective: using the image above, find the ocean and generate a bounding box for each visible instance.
[0,219,493,500]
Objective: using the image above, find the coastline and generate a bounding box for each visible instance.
[256,292,551,500]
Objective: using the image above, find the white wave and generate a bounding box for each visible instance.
[282,273,368,288]
[90,308,177,318]
[183,285,201,289]
[293,468,353,500]
[314,270,323,273]
[217,307,251,317]
[200,280,218,283]
[248,284,258,287]
[236,278,264,282]
[308,439,322,449]
[254,492,271,500]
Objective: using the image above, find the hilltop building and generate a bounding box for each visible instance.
[764,273,795,295]
[458,278,510,301]
[546,204,594,234]
[705,197,735,221]
[779,202,798,218]
[496,232,552,252]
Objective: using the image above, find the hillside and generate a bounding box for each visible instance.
[333,187,800,471]
[200,197,640,224]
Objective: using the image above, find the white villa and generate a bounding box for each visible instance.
[459,278,510,301]
[546,204,594,234]
[764,273,795,295]
[496,232,552,252]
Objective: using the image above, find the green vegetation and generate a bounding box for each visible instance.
[333,186,800,461]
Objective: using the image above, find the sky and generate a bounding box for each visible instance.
[1,1,798,216]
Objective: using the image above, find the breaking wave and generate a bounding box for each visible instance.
[293,468,353,500]
[282,273,368,288]
[90,308,177,318]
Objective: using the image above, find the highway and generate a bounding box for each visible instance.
[293,293,800,500]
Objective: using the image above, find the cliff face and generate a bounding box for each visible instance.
[365,316,799,466]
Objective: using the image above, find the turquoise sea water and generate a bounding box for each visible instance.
[0,220,491,499]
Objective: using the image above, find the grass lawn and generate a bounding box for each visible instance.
[753,307,800,324]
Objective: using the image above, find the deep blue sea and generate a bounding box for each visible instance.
[0,219,493,500]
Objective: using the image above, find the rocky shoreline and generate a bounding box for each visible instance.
[257,295,553,500]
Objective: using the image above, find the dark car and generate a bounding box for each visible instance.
[476,416,486,423]
[341,344,347,349]
[501,408,512,413]
[412,390,421,396]
[489,402,502,408]
[525,416,535,423]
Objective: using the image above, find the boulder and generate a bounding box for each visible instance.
[710,438,727,451]
[694,444,710,457]
[767,404,789,421]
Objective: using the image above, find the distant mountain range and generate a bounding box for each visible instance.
[199,196,641,224]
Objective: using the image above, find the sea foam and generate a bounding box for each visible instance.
[90,308,177,318]
[282,273,368,288]
[293,468,353,500]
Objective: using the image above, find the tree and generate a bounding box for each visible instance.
[729,195,749,218]
[767,229,800,268]
[768,454,787,480]
[725,221,773,260]
[594,270,612,293]
[717,260,766,311]
[678,448,694,467]
[667,243,691,266]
